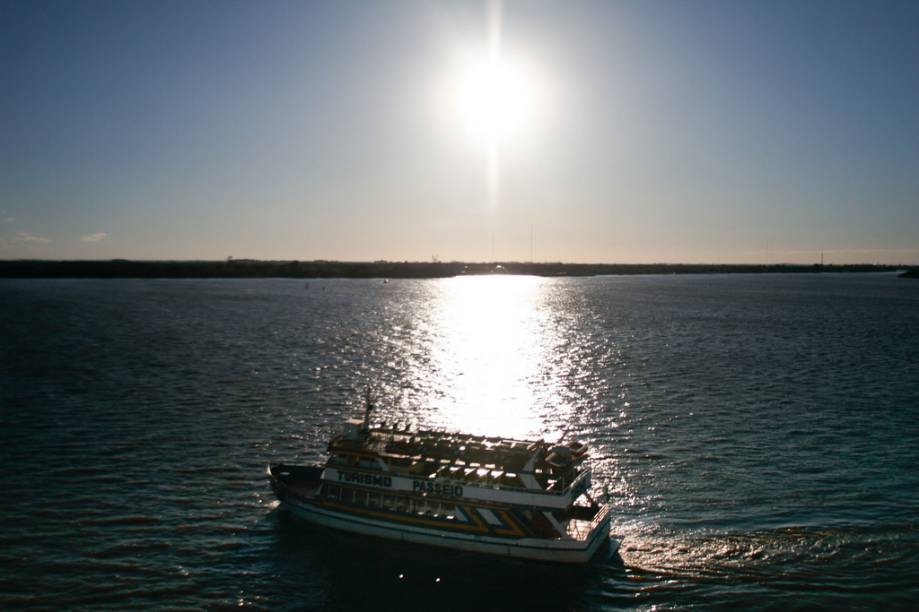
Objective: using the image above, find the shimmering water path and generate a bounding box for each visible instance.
[2,274,917,609]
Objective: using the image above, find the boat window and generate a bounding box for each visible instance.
[326,485,340,501]
[439,503,459,519]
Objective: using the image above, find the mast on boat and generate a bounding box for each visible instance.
[361,386,375,433]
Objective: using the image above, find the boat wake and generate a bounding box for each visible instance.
[615,519,919,587]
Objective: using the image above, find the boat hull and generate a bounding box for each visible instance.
[276,494,615,564]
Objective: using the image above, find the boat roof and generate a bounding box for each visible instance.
[329,423,585,475]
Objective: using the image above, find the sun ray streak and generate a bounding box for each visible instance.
[449,0,544,212]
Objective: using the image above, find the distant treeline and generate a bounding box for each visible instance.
[0,259,905,279]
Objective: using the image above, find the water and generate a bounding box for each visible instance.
[1,274,917,610]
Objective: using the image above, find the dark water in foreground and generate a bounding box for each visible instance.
[1,274,918,610]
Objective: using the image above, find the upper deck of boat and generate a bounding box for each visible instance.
[333,425,539,466]
[327,422,588,493]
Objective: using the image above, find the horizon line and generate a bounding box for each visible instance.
[0,258,911,268]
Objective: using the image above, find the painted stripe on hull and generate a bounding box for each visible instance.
[280,498,614,563]
[320,498,490,534]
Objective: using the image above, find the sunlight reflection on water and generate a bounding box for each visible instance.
[416,275,568,440]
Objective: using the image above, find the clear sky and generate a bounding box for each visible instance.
[2,0,918,264]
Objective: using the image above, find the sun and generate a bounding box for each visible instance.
[455,54,539,149]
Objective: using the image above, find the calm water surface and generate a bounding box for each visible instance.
[1,274,918,610]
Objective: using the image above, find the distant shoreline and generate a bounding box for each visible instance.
[0,260,908,279]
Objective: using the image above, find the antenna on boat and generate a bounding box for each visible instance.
[362,386,375,432]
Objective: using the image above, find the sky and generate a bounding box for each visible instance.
[2,0,918,264]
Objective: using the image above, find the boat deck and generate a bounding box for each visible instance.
[348,427,546,470]
[566,518,594,541]
[329,425,588,494]
[565,505,611,541]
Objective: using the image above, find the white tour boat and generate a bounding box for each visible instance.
[269,397,615,563]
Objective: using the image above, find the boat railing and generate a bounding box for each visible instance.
[589,503,612,529]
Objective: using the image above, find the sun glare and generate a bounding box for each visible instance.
[456,55,537,148]
[440,2,550,209]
